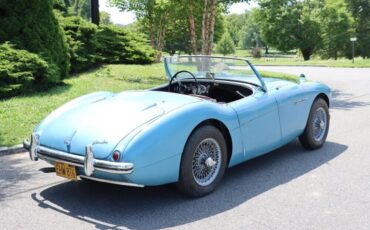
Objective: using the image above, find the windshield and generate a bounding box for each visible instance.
[164,56,265,89]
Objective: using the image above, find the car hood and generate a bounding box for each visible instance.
[37,91,201,159]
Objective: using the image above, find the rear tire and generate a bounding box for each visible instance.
[299,98,330,150]
[177,125,227,197]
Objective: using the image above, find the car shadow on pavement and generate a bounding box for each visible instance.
[331,89,370,110]
[31,140,347,230]
[0,156,35,201]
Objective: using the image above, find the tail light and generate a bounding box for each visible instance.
[112,150,121,161]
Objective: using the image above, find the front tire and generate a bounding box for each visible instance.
[177,125,227,197]
[299,98,330,149]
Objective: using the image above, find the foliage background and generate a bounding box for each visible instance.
[0,0,156,98]
[0,0,70,82]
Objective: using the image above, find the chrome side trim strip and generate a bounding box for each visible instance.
[294,98,308,104]
[79,175,144,187]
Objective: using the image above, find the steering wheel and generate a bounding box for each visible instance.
[168,70,199,94]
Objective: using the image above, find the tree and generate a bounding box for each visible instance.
[110,0,244,56]
[163,9,191,55]
[257,0,323,60]
[185,0,200,54]
[345,0,370,58]
[216,32,236,55]
[100,11,112,25]
[200,0,245,55]
[54,0,92,20]
[226,13,245,46]
[110,0,228,57]
[109,0,172,59]
[319,0,353,59]
[0,0,70,81]
[226,10,268,53]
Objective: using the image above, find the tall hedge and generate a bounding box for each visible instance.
[58,16,101,73]
[59,15,156,72]
[0,0,70,82]
[96,25,156,64]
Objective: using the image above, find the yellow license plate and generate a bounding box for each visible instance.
[55,162,77,180]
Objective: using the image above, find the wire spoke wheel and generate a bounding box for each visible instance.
[178,125,227,197]
[299,98,330,150]
[312,107,328,142]
[192,138,222,186]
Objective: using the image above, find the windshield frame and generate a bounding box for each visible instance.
[164,55,267,92]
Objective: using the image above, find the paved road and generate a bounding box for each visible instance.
[1,67,370,230]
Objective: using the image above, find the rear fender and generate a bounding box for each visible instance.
[120,101,243,186]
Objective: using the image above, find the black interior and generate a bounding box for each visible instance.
[153,80,254,103]
[209,82,252,103]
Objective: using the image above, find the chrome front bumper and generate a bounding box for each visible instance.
[23,136,134,176]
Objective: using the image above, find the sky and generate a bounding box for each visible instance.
[99,0,258,25]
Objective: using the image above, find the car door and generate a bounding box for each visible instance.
[229,89,282,161]
[274,83,312,144]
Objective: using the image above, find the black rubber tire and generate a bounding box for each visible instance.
[299,98,330,150]
[177,125,228,197]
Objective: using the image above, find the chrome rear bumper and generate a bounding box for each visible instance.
[23,138,134,175]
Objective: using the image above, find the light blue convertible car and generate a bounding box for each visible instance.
[24,56,331,197]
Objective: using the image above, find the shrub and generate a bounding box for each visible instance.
[59,16,101,73]
[251,47,262,58]
[59,16,156,73]
[0,43,51,98]
[96,25,156,64]
[216,32,236,56]
[0,0,70,82]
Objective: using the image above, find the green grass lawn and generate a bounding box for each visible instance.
[214,49,370,68]
[249,57,370,68]
[0,64,297,147]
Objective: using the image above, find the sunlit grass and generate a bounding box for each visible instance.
[250,57,370,68]
[259,71,299,83]
[214,49,370,68]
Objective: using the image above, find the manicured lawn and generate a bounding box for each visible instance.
[0,64,297,147]
[250,57,370,68]
[215,49,370,68]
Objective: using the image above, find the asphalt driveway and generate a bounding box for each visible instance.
[1,66,370,229]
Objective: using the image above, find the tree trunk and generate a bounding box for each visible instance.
[156,9,171,62]
[265,46,269,54]
[201,0,218,55]
[301,48,312,61]
[154,14,167,62]
[206,0,217,55]
[201,0,209,55]
[148,12,156,48]
[188,0,197,54]
[91,0,99,25]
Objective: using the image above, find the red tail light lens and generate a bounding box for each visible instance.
[112,150,120,161]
